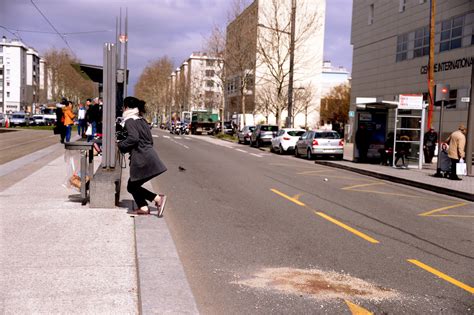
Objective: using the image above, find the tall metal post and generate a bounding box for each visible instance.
[123,8,128,98]
[466,64,474,175]
[286,0,296,128]
[434,100,445,177]
[103,43,117,169]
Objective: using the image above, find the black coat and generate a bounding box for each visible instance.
[118,118,167,182]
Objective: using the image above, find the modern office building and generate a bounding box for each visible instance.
[168,52,224,119]
[225,0,326,128]
[346,0,473,161]
[0,37,42,114]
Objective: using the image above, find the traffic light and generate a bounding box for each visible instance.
[435,83,450,102]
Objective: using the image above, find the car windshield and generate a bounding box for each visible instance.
[249,126,255,131]
[260,125,278,132]
[288,131,305,137]
[12,115,25,119]
[315,131,340,139]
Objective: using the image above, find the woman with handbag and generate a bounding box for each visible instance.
[117,96,167,215]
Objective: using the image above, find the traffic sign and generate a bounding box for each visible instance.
[399,94,423,110]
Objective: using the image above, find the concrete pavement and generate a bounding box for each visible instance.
[0,141,198,314]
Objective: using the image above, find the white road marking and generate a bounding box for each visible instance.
[174,136,182,139]
[162,135,170,139]
[184,137,192,140]
[250,153,263,158]
[235,149,247,153]
[152,135,159,138]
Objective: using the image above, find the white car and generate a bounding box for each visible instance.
[271,128,306,154]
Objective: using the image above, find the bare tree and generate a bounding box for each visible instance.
[293,85,314,129]
[135,56,174,121]
[256,0,323,126]
[43,48,96,103]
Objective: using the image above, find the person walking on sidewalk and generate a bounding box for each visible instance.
[55,100,67,143]
[423,127,437,163]
[77,102,87,137]
[446,124,467,180]
[356,124,370,163]
[117,96,167,215]
[63,101,75,143]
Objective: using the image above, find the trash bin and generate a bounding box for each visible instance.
[64,141,94,205]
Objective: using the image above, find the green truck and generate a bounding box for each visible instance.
[191,111,219,135]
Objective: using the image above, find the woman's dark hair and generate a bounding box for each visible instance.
[124,96,146,114]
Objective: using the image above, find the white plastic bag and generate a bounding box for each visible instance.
[85,124,92,136]
[456,162,467,176]
[63,150,82,191]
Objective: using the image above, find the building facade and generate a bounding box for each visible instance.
[0,37,43,114]
[225,0,326,129]
[347,0,473,160]
[168,52,224,120]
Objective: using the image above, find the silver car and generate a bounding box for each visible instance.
[250,124,279,147]
[295,130,343,160]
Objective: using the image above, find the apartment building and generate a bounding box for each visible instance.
[169,52,224,119]
[346,0,473,160]
[225,0,326,128]
[0,37,42,114]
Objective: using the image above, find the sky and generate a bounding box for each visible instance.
[1,0,353,96]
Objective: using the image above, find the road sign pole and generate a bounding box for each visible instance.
[434,100,445,177]
[466,64,474,176]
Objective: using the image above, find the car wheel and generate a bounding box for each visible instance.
[307,149,313,160]
[279,145,284,155]
[294,147,299,158]
[256,139,261,148]
[270,145,275,153]
[336,154,343,160]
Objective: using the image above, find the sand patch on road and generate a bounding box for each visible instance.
[234,267,400,301]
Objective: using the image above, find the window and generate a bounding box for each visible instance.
[206,60,215,67]
[6,81,10,86]
[368,4,374,25]
[414,26,429,58]
[6,92,10,97]
[399,0,406,12]
[205,70,215,77]
[396,33,408,62]
[206,80,214,87]
[6,69,10,75]
[440,16,464,52]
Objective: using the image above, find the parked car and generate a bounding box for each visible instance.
[271,128,305,154]
[295,130,344,160]
[249,124,279,147]
[33,115,47,126]
[10,112,28,127]
[237,125,255,144]
[223,121,235,135]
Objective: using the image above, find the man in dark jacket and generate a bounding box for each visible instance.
[356,124,370,162]
[423,128,437,163]
[55,100,67,143]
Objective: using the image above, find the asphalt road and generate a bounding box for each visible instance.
[150,128,473,314]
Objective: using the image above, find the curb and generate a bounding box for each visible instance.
[315,161,474,202]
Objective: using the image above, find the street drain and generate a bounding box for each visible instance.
[235,267,400,301]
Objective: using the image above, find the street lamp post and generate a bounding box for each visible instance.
[286,0,297,128]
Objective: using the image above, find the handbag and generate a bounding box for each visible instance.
[85,125,93,136]
[456,162,467,176]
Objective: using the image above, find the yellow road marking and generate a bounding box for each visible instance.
[428,214,474,218]
[342,182,385,190]
[408,259,474,294]
[270,189,306,206]
[345,300,373,315]
[315,212,380,244]
[419,203,468,217]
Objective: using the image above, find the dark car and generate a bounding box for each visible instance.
[237,125,255,144]
[250,124,279,147]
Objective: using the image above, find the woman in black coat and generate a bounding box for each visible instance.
[118,97,167,215]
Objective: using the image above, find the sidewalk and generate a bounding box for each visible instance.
[315,160,474,202]
[0,144,198,314]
